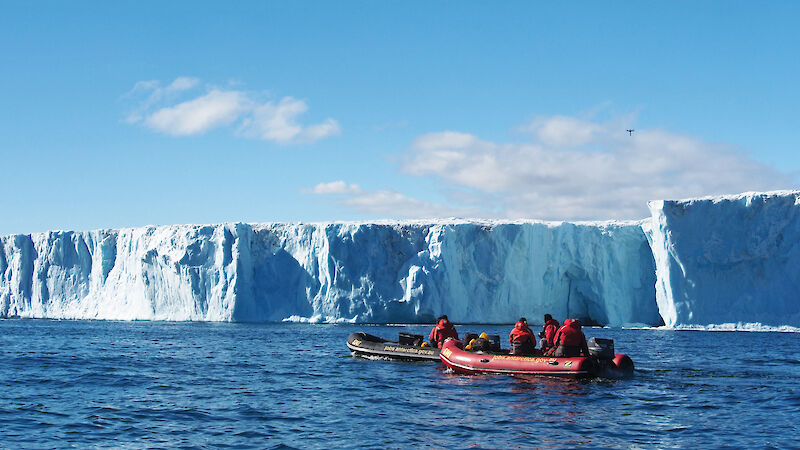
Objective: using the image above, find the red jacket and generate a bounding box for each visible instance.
[429,319,458,348]
[509,321,536,347]
[542,318,560,349]
[558,325,586,347]
[549,318,572,351]
[550,319,589,356]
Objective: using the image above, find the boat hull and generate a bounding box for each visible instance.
[347,332,440,361]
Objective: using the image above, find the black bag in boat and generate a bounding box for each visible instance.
[470,335,501,352]
[471,338,493,352]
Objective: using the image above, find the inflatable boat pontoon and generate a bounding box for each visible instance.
[439,338,634,378]
[347,332,440,361]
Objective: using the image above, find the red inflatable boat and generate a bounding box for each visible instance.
[439,338,634,378]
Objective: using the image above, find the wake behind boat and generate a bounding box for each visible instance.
[347,332,440,361]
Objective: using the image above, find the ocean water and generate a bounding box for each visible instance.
[0,320,798,449]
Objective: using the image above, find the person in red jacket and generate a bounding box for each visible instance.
[428,315,458,348]
[509,317,536,355]
[549,319,590,357]
[547,318,572,355]
[538,314,560,352]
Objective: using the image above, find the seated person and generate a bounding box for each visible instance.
[509,317,536,356]
[539,313,561,352]
[428,315,458,348]
[549,319,590,357]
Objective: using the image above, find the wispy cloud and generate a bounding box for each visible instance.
[308,114,793,221]
[238,97,341,144]
[520,115,609,147]
[307,181,479,218]
[308,181,363,195]
[123,77,201,124]
[124,77,340,144]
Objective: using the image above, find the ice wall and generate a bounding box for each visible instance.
[645,191,800,328]
[6,190,797,328]
[0,225,245,321]
[0,220,661,326]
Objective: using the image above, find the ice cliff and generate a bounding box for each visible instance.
[645,191,800,328]
[0,221,659,326]
[1,190,798,327]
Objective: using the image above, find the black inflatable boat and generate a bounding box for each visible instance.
[346,332,440,361]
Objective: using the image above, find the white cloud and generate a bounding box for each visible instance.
[307,183,479,218]
[238,97,340,144]
[145,90,249,136]
[303,118,341,142]
[129,80,160,93]
[341,189,478,218]
[306,115,794,221]
[125,77,339,144]
[522,115,608,147]
[400,117,792,220]
[412,131,487,151]
[123,77,202,124]
[165,76,200,93]
[309,181,363,195]
[303,113,794,221]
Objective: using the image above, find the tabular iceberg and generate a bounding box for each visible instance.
[2,190,799,328]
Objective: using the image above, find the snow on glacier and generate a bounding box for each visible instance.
[645,191,800,328]
[0,220,660,326]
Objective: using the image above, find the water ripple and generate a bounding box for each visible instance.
[0,321,797,448]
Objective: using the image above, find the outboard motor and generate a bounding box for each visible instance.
[587,337,615,360]
[486,335,501,352]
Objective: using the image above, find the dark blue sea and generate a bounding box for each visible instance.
[0,320,798,448]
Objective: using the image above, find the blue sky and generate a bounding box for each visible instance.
[1,2,799,234]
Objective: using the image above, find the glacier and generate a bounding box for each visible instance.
[1,190,799,328]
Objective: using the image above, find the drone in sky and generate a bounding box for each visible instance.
[626,129,635,136]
